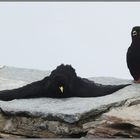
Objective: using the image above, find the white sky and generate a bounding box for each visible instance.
[0,2,139,79]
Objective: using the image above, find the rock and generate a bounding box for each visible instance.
[0,66,140,138]
[86,97,140,138]
[0,66,50,83]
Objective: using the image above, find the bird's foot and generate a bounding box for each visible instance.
[134,79,140,83]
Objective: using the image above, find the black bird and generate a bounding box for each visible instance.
[0,64,130,101]
[127,26,140,83]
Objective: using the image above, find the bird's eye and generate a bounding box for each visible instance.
[132,30,138,36]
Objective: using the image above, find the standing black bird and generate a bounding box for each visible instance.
[127,26,140,83]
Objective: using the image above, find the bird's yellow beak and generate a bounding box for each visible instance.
[59,86,64,93]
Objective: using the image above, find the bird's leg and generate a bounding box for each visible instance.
[134,78,140,83]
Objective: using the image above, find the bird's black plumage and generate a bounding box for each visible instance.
[127,26,140,82]
[0,64,130,101]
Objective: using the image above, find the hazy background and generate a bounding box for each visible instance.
[0,2,139,79]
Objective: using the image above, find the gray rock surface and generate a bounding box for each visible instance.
[86,97,140,138]
[0,65,50,83]
[0,66,139,138]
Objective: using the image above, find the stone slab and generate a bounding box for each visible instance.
[0,66,139,123]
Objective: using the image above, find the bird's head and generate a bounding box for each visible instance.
[45,64,77,98]
[131,26,140,41]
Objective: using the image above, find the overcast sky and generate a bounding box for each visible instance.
[0,2,139,79]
